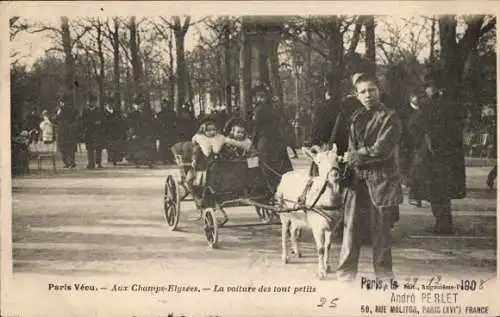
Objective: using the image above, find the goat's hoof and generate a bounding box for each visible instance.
[282,256,289,264]
[316,271,326,280]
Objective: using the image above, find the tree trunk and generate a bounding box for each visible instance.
[325,17,343,109]
[174,29,188,112]
[125,66,133,111]
[268,33,283,107]
[216,49,223,107]
[305,21,313,110]
[61,16,75,108]
[224,20,232,112]
[432,15,494,201]
[112,18,121,111]
[168,30,175,110]
[257,34,270,85]
[239,17,252,119]
[129,17,144,106]
[96,19,105,111]
[364,15,376,75]
[429,16,437,62]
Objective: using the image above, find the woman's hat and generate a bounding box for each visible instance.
[252,83,271,96]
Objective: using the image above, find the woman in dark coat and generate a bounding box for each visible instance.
[309,92,362,176]
[400,91,432,207]
[251,85,293,194]
[52,100,79,168]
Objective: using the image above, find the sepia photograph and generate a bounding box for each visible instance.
[2,2,498,316]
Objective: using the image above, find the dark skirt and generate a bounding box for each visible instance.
[256,136,293,193]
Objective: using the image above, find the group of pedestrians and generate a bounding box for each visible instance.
[19,96,247,171]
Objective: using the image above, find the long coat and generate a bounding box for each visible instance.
[309,96,362,176]
[52,106,79,153]
[81,106,104,145]
[346,104,403,208]
[252,102,293,192]
[400,104,432,201]
[425,95,466,200]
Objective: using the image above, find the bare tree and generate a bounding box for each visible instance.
[364,15,376,74]
[104,18,122,111]
[129,16,146,109]
[158,16,191,112]
[239,17,252,119]
[31,17,91,108]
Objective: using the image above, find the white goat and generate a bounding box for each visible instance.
[275,145,344,280]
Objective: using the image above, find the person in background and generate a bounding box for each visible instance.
[251,84,293,193]
[310,90,337,151]
[103,102,125,166]
[337,73,402,282]
[25,107,42,142]
[39,110,55,144]
[127,103,155,168]
[53,99,78,168]
[309,76,363,176]
[424,80,463,235]
[81,96,104,169]
[486,116,497,190]
[157,100,176,164]
[399,90,433,208]
[12,130,31,175]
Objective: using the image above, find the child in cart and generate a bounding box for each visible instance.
[185,120,226,189]
[221,119,254,159]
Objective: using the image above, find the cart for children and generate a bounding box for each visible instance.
[163,141,283,248]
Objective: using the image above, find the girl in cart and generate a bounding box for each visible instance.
[185,120,226,189]
[221,119,254,159]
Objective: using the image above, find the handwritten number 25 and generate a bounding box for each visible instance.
[317,297,338,308]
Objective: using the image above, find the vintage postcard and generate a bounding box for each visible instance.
[1,1,499,316]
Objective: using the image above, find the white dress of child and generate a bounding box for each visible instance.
[192,133,226,157]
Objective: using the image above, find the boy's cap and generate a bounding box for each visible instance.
[352,73,377,86]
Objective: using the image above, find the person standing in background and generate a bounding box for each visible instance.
[486,116,497,190]
[251,84,293,193]
[157,100,177,164]
[399,90,433,207]
[25,107,42,142]
[53,99,78,168]
[309,76,362,176]
[39,110,55,144]
[81,96,104,169]
[103,102,125,166]
[424,80,464,234]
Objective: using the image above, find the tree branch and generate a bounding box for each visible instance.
[458,16,496,56]
[70,26,93,50]
[182,16,191,32]
[159,16,175,29]
[30,25,62,35]
[282,29,328,59]
[347,16,363,56]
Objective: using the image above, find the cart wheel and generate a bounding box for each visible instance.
[164,175,180,231]
[203,208,219,249]
[255,207,275,224]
